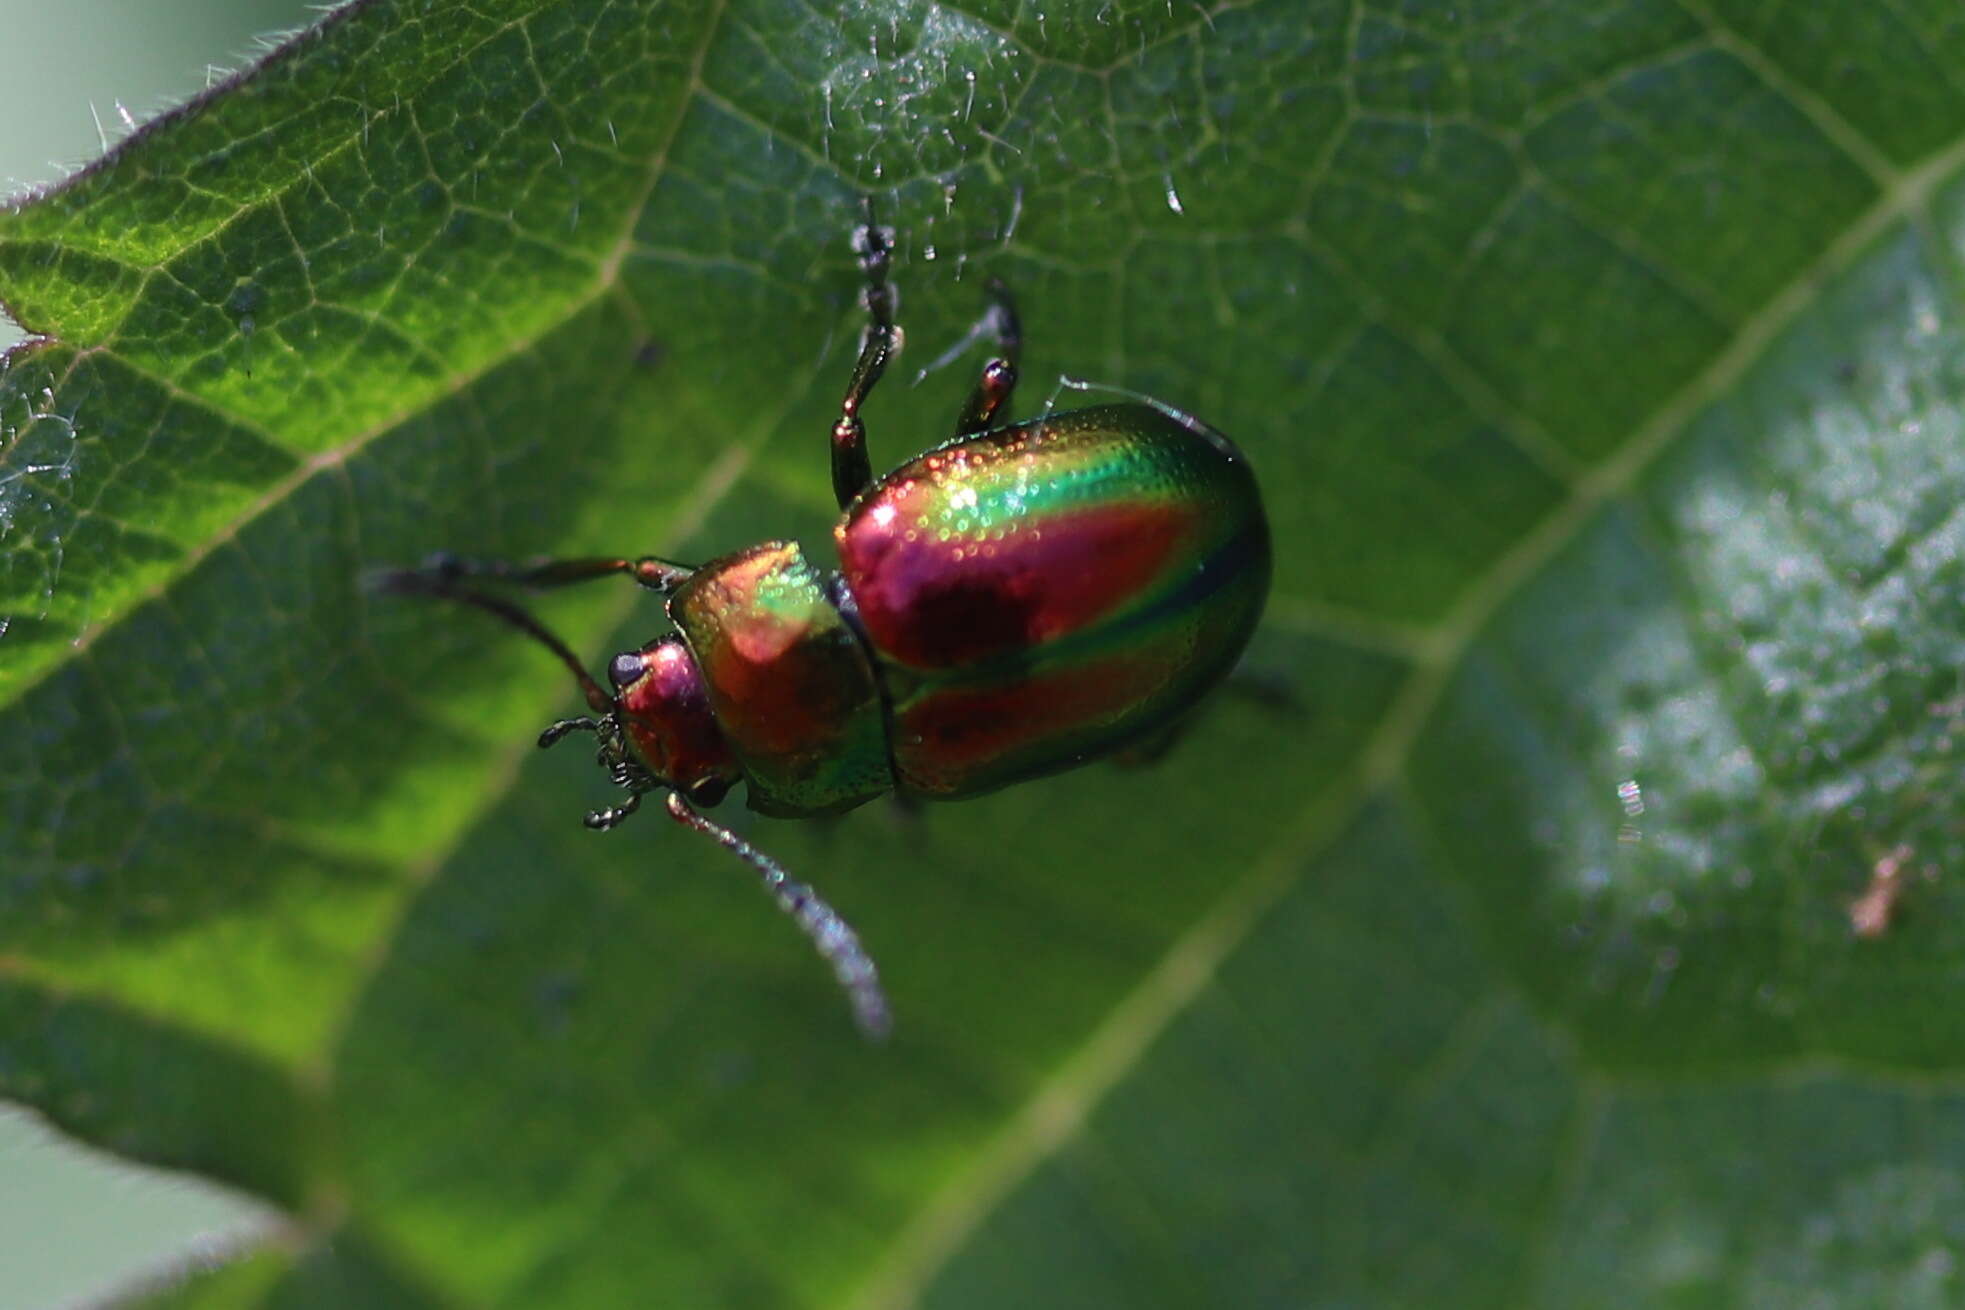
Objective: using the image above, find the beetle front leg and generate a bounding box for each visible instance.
[369,571,615,714]
[391,552,694,595]
[951,277,1022,437]
[832,201,900,509]
[585,788,644,830]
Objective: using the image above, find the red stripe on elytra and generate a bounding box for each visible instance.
[893,654,1171,792]
[840,496,1192,669]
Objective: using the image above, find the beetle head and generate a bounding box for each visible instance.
[546,636,742,828]
[537,636,741,828]
[603,637,741,807]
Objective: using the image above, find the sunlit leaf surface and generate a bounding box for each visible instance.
[6,1,1965,1304]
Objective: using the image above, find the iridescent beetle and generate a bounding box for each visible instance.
[378,212,1270,1037]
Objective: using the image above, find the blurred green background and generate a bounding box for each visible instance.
[0,5,316,1303]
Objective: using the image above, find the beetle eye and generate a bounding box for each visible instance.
[688,778,730,808]
[607,652,644,689]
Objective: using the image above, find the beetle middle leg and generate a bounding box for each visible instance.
[832,200,900,509]
[951,278,1021,437]
[913,278,1023,437]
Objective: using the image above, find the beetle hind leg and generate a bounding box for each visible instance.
[1111,667,1306,768]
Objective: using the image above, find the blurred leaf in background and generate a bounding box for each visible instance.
[8,0,1965,1307]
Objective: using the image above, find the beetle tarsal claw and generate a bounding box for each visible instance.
[538,716,599,749]
[585,788,645,831]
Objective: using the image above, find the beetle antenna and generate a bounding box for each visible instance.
[1050,374,1242,458]
[371,569,613,714]
[664,791,891,1040]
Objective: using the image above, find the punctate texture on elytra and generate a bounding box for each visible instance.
[837,403,1269,797]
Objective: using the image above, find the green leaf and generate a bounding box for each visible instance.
[6,0,1964,1305]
